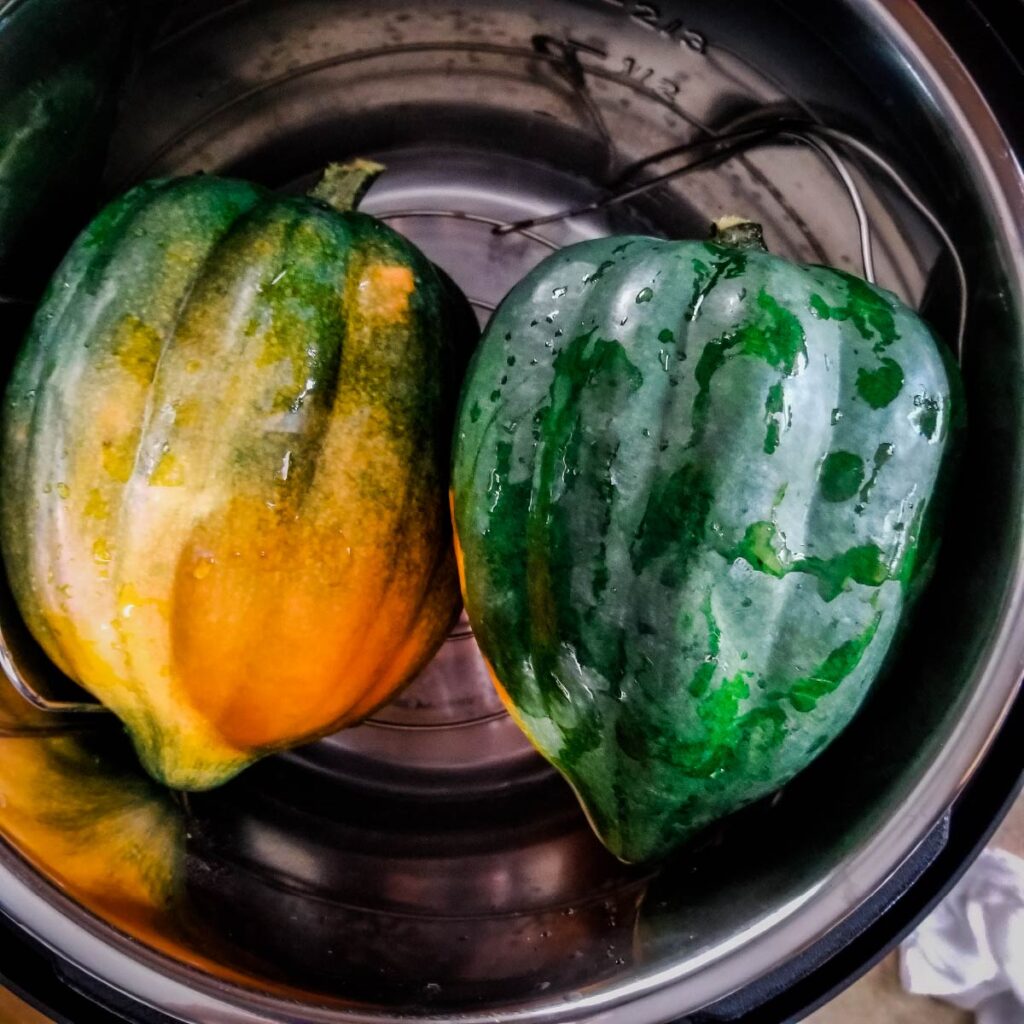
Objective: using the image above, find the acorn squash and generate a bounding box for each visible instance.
[1,162,472,789]
[451,222,961,862]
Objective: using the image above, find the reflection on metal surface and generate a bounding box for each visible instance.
[179,758,650,1005]
[0,987,53,1024]
[379,209,561,250]
[0,676,182,941]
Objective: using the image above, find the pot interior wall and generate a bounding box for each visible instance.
[0,0,1021,1020]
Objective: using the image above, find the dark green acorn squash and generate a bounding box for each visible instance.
[0,0,134,291]
[451,222,961,863]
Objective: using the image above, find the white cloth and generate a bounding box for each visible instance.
[900,848,1024,1024]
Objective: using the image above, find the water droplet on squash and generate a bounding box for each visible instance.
[636,287,654,303]
[552,286,567,298]
[56,482,70,499]
[192,558,214,580]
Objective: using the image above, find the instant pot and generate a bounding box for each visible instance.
[1,1,1023,1021]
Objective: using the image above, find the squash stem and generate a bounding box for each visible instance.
[309,160,385,213]
[711,216,768,251]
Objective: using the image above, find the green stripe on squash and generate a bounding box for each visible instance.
[452,225,961,862]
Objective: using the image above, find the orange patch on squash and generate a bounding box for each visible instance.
[358,264,415,322]
[168,494,450,750]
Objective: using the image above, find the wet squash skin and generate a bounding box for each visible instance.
[451,228,961,863]
[1,167,474,789]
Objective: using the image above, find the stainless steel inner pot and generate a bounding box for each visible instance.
[1,1,1023,1021]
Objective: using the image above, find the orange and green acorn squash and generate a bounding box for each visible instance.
[1,162,474,790]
